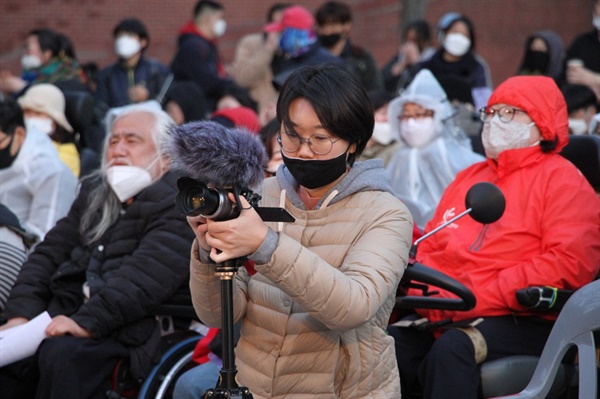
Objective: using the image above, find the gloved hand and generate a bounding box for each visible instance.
[516,286,559,310]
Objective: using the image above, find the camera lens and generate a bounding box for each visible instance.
[176,177,218,216]
[175,177,239,221]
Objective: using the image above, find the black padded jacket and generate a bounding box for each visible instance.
[3,170,195,378]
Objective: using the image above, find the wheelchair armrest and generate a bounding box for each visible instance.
[395,262,476,311]
[155,288,197,319]
[155,304,198,320]
[515,286,574,311]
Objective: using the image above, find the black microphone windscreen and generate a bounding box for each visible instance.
[168,121,267,190]
[465,182,505,224]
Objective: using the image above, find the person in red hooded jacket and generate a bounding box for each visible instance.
[389,75,600,399]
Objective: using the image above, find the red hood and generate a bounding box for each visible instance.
[487,76,569,153]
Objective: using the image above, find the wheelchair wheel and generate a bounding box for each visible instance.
[137,335,201,399]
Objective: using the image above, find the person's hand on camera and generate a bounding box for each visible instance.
[206,193,268,263]
[187,214,211,252]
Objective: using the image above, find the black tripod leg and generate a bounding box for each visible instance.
[202,259,253,399]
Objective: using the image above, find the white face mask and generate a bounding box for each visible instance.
[444,33,471,57]
[372,122,395,145]
[400,117,437,148]
[21,54,42,70]
[115,36,142,59]
[481,116,536,159]
[593,14,600,30]
[569,118,589,135]
[25,117,54,135]
[213,19,227,37]
[106,165,153,202]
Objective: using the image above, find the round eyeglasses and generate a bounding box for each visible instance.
[398,110,434,122]
[277,132,342,155]
[479,106,528,124]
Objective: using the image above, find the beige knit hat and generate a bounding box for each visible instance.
[18,84,73,132]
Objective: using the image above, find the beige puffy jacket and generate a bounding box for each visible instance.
[191,162,412,398]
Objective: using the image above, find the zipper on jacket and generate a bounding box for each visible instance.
[468,224,489,252]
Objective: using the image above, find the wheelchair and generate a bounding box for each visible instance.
[396,261,599,399]
[107,292,206,399]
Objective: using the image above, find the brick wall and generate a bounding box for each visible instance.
[0,0,594,90]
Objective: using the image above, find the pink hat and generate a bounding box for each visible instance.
[264,5,314,33]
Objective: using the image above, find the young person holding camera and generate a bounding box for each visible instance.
[184,64,413,398]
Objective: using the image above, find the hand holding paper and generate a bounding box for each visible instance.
[0,311,51,367]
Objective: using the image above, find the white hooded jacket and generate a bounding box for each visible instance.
[386,69,484,230]
[0,128,78,239]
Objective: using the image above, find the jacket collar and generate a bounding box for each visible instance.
[179,21,215,43]
[486,146,546,180]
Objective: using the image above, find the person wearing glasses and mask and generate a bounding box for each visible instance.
[386,69,483,231]
[389,75,600,399]
[183,64,413,398]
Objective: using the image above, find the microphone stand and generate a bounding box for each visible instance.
[409,208,472,259]
[202,258,253,399]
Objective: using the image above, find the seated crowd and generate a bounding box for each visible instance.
[0,1,599,398]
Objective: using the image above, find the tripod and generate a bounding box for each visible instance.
[202,258,253,399]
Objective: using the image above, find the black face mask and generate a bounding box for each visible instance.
[282,149,349,189]
[522,50,550,74]
[318,33,343,49]
[0,135,17,169]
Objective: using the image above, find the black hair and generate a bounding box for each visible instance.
[193,0,223,18]
[113,18,149,42]
[540,137,558,153]
[276,64,374,166]
[266,3,289,23]
[82,62,99,85]
[29,28,60,56]
[56,32,76,59]
[402,19,431,48]
[259,118,280,159]
[441,15,476,52]
[315,1,353,25]
[0,98,25,136]
[561,83,597,114]
[367,90,394,111]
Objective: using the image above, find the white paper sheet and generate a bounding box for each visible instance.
[0,311,51,367]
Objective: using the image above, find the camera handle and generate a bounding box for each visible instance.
[202,258,253,399]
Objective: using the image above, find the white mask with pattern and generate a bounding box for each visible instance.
[482,115,535,159]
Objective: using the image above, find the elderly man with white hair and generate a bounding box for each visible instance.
[0,101,195,399]
[386,69,484,230]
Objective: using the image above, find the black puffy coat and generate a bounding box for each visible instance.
[4,170,195,378]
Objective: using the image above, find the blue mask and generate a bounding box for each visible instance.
[279,28,316,57]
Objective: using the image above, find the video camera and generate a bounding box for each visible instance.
[175,177,295,223]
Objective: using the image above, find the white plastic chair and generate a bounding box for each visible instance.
[491,280,599,399]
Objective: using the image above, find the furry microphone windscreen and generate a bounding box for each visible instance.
[168,121,267,190]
